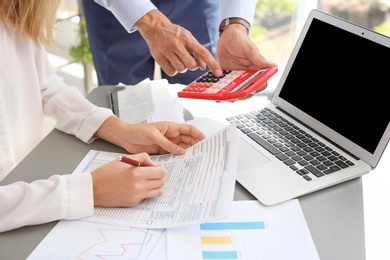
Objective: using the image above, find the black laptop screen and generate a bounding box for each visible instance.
[279,18,390,154]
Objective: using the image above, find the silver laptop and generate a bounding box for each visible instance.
[190,9,390,205]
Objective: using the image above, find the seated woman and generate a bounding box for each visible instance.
[0,0,205,233]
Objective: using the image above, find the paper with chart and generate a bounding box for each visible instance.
[167,199,319,260]
[27,220,167,260]
[73,123,238,228]
[28,200,318,260]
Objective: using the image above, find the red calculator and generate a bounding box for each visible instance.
[177,67,278,102]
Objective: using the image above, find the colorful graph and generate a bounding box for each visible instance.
[27,220,166,260]
[167,200,319,260]
[77,226,163,259]
[200,221,268,259]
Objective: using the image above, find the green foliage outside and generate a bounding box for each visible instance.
[374,22,390,36]
[68,21,93,64]
[254,0,295,17]
[250,0,295,39]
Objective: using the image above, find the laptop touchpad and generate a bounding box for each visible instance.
[237,138,270,171]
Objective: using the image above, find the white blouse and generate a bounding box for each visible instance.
[0,22,113,232]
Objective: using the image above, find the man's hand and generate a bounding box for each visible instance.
[136,10,223,78]
[217,24,277,70]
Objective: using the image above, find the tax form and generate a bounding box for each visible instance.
[73,123,238,228]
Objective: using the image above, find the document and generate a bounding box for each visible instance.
[167,200,320,260]
[28,200,318,260]
[115,81,154,123]
[73,123,238,228]
[111,79,185,124]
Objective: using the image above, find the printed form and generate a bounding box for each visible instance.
[73,123,238,228]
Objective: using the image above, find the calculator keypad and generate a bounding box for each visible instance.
[182,70,246,94]
[177,67,278,101]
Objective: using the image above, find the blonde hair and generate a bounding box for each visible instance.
[0,0,61,45]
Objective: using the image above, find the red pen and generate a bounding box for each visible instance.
[117,155,148,167]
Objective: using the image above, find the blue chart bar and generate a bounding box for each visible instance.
[203,251,238,259]
[200,221,265,230]
[200,221,266,259]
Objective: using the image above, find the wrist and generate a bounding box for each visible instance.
[95,116,128,147]
[135,9,170,35]
[219,17,251,36]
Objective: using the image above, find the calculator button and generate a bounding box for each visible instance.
[188,70,236,95]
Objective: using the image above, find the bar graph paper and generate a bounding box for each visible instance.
[167,200,320,260]
[200,221,267,259]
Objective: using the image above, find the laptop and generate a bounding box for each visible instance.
[189,9,390,205]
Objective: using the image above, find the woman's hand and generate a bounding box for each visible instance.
[95,117,206,155]
[91,152,166,207]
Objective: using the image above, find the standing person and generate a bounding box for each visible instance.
[83,0,276,86]
[0,0,206,233]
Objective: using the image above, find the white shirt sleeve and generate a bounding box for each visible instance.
[0,23,110,232]
[35,44,114,144]
[94,0,258,31]
[219,0,258,25]
[0,173,93,233]
[93,0,157,32]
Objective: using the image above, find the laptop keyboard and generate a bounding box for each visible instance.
[226,107,355,181]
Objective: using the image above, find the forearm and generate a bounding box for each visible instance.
[0,174,93,233]
[134,9,171,36]
[93,116,133,149]
[43,86,113,143]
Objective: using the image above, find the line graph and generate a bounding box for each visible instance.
[78,226,162,259]
[27,220,166,260]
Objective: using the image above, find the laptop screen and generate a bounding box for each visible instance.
[278,18,390,154]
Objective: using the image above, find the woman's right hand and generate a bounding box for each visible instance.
[90,152,166,207]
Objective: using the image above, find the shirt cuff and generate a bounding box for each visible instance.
[103,0,157,32]
[219,0,258,26]
[76,107,114,144]
[63,173,94,219]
